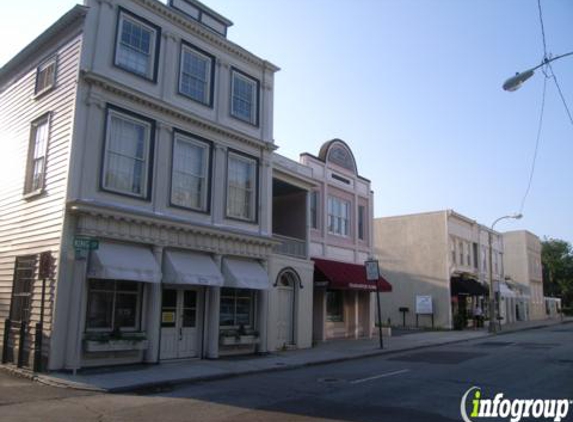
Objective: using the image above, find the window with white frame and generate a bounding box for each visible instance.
[459,240,464,265]
[86,280,142,331]
[24,114,50,195]
[327,196,350,237]
[115,9,160,80]
[35,57,56,95]
[179,43,213,106]
[310,191,319,230]
[230,69,258,125]
[227,152,257,221]
[451,238,456,264]
[482,245,487,272]
[220,288,255,327]
[171,132,210,211]
[102,108,153,198]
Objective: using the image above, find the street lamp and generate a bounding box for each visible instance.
[502,51,573,91]
[488,213,523,333]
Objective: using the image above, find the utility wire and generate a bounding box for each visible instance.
[519,71,547,215]
[537,0,549,59]
[547,63,573,127]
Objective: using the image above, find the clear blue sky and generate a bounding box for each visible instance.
[1,0,572,243]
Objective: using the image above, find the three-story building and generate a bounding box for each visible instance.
[0,0,280,371]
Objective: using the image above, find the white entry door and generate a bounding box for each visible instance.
[160,288,199,360]
[277,273,295,347]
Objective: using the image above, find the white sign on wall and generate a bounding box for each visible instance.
[416,295,433,315]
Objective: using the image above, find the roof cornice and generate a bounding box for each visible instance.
[137,0,280,72]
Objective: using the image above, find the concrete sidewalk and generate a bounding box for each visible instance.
[5,317,570,393]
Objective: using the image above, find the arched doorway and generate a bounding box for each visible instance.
[276,269,299,347]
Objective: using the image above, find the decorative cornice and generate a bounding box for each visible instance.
[69,200,277,260]
[81,70,277,152]
[135,0,280,73]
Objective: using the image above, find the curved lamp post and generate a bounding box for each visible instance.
[488,213,523,333]
[502,51,573,91]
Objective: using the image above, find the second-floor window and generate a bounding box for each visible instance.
[102,107,154,199]
[230,69,259,125]
[310,191,319,230]
[227,152,257,222]
[171,132,210,211]
[24,114,50,196]
[179,43,213,106]
[327,196,350,237]
[115,9,160,81]
[35,57,57,95]
[358,205,366,240]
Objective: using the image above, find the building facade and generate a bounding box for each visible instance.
[0,0,289,371]
[503,230,545,321]
[301,139,391,342]
[373,210,512,329]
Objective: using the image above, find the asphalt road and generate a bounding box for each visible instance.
[1,324,572,422]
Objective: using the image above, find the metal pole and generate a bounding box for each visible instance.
[488,231,497,333]
[34,278,46,372]
[375,284,383,349]
[2,319,10,364]
[17,323,26,368]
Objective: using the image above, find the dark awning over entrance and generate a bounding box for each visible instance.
[450,277,488,296]
[313,258,392,292]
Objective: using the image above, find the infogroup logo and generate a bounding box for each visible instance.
[460,386,572,422]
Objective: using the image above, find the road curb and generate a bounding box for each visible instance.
[2,319,567,394]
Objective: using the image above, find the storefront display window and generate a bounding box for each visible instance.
[86,279,142,331]
[326,290,344,322]
[220,288,255,327]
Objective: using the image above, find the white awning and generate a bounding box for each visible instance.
[497,282,516,298]
[222,258,270,290]
[88,242,161,283]
[164,250,224,286]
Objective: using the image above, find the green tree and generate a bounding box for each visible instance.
[541,238,573,311]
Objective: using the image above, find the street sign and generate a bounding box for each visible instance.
[74,236,98,260]
[365,259,380,281]
[73,237,99,250]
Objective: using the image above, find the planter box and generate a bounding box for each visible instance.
[220,335,260,346]
[239,335,259,345]
[220,336,239,346]
[84,339,149,353]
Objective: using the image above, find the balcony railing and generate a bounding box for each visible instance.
[272,234,307,259]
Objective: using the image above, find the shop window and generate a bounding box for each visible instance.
[326,290,344,322]
[220,288,254,328]
[86,280,142,332]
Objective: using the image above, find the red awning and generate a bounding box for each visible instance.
[312,258,392,292]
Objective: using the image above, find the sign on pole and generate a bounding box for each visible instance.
[365,258,384,349]
[416,295,433,315]
[365,259,380,281]
[74,236,99,259]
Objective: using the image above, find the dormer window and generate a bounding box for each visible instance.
[35,57,57,96]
